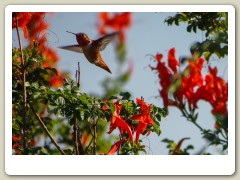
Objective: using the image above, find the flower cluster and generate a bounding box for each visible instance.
[107,101,134,141]
[12,12,63,87]
[150,47,228,119]
[131,98,155,142]
[194,66,228,115]
[98,12,132,43]
[103,97,155,154]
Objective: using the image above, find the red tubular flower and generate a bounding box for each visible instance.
[150,53,173,108]
[49,68,64,87]
[131,98,154,142]
[168,48,179,73]
[12,135,20,141]
[194,66,228,115]
[106,139,127,155]
[172,137,190,155]
[176,57,204,106]
[98,12,132,43]
[107,102,133,141]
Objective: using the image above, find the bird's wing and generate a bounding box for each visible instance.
[92,32,119,51]
[59,45,83,53]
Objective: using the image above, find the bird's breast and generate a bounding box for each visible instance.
[82,45,101,64]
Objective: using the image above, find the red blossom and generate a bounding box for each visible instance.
[106,139,127,155]
[12,12,33,39]
[26,13,62,87]
[107,102,133,141]
[172,137,190,155]
[131,98,154,142]
[194,66,228,115]
[12,135,20,141]
[98,12,132,43]
[150,53,173,108]
[102,102,108,111]
[168,48,179,73]
[176,58,204,106]
[49,69,64,87]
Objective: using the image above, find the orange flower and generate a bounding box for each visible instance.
[49,69,64,87]
[98,12,132,43]
[131,98,154,142]
[168,48,179,73]
[150,53,172,107]
[106,139,127,155]
[176,57,204,106]
[12,135,20,141]
[12,12,33,39]
[107,102,133,141]
[194,66,228,115]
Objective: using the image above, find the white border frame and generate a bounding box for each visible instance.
[5,5,235,175]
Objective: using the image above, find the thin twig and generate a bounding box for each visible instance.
[93,123,97,155]
[73,62,81,155]
[85,137,93,154]
[92,119,99,155]
[73,115,79,155]
[15,15,27,150]
[181,107,203,131]
[12,63,21,71]
[77,131,85,155]
[29,104,66,155]
[77,62,80,88]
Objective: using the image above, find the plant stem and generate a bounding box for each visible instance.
[15,15,27,150]
[93,122,97,155]
[73,63,81,155]
[77,62,80,88]
[181,107,203,131]
[73,116,79,155]
[29,104,66,155]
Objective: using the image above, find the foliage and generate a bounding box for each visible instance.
[12,12,228,156]
[150,48,228,152]
[165,12,228,61]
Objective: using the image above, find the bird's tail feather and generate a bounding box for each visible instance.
[95,60,112,74]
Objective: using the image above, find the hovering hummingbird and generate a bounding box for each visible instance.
[59,31,119,74]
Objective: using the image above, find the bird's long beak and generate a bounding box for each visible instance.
[66,31,77,35]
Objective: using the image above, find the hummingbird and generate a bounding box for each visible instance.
[59,31,119,74]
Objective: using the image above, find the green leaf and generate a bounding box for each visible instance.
[31,82,39,89]
[55,97,65,106]
[187,25,192,32]
[47,104,58,113]
[203,52,211,61]
[122,101,133,114]
[25,82,30,87]
[40,147,49,155]
[120,92,131,100]
[32,92,41,99]
[152,123,161,136]
[64,149,73,155]
[108,96,118,100]
[107,102,115,113]
[193,25,197,33]
[44,67,58,75]
[83,110,91,121]
[12,121,20,130]
[39,86,47,91]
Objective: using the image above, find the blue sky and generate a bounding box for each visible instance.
[14,12,228,154]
